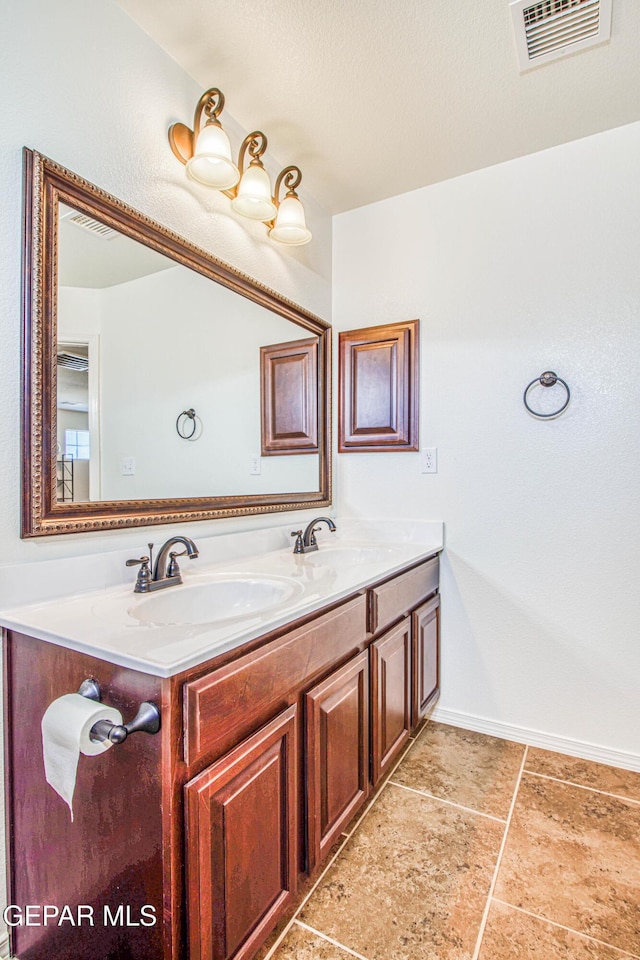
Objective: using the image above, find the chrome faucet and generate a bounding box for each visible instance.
[291,517,336,554]
[126,536,199,593]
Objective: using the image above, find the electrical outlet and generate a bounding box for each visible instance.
[421,447,437,474]
[120,456,135,476]
[249,456,261,476]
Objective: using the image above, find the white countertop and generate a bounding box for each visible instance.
[0,520,443,678]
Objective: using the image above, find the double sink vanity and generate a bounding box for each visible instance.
[1,520,442,960]
[7,149,442,960]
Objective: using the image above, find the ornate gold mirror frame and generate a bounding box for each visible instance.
[21,149,331,537]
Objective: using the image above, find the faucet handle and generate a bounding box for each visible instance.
[125,556,152,593]
[291,530,304,555]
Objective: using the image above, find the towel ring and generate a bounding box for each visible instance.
[176,408,199,440]
[523,372,570,419]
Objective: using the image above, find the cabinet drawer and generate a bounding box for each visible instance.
[184,595,367,768]
[368,556,439,635]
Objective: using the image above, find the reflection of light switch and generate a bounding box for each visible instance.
[250,456,261,475]
[121,457,135,476]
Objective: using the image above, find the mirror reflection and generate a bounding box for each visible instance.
[56,203,320,503]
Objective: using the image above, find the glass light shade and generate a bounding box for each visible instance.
[268,194,312,245]
[186,121,240,189]
[231,163,277,221]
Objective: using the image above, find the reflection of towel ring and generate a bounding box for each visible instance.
[523,371,570,419]
[176,408,199,440]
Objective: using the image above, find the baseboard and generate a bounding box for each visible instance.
[427,706,640,772]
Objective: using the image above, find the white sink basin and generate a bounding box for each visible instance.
[128,574,303,626]
[305,544,403,566]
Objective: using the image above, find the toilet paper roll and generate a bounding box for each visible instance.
[41,693,123,821]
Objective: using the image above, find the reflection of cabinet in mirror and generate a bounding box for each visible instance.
[21,150,331,536]
[260,338,318,456]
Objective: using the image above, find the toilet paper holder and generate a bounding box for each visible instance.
[78,679,161,745]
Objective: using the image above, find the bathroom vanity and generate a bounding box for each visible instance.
[10,151,442,960]
[2,535,441,960]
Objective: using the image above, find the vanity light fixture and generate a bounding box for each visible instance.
[169,87,311,246]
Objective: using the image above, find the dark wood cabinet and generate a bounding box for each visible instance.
[260,337,318,455]
[4,553,440,960]
[305,650,369,870]
[338,319,419,452]
[371,618,412,784]
[185,706,298,960]
[367,556,439,635]
[412,595,440,725]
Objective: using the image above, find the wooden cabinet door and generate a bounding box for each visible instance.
[185,706,298,960]
[338,319,419,452]
[371,619,412,784]
[305,650,369,871]
[412,595,440,725]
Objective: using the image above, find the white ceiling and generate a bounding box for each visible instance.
[116,0,640,214]
[59,204,175,288]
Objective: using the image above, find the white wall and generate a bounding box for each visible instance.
[99,266,319,500]
[0,0,332,943]
[333,121,640,764]
[0,0,332,567]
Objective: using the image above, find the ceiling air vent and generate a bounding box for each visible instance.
[57,352,89,371]
[60,209,119,240]
[510,0,612,71]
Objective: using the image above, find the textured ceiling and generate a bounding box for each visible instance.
[115,0,640,213]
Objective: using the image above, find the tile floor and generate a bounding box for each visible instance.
[265,721,640,960]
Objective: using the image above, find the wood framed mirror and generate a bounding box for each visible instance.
[21,149,331,537]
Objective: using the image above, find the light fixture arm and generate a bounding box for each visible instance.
[239,131,268,171]
[274,165,303,201]
[197,87,225,128]
[221,131,269,200]
[169,87,227,166]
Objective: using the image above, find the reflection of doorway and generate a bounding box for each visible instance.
[56,336,101,501]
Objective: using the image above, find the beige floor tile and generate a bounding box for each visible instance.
[269,922,358,960]
[525,748,640,802]
[494,774,640,955]
[299,783,503,960]
[478,901,636,959]
[391,721,525,819]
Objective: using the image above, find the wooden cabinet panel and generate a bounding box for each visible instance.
[368,556,439,635]
[371,619,412,784]
[185,706,298,960]
[412,595,440,725]
[184,595,366,768]
[260,338,318,455]
[338,319,419,452]
[305,650,369,870]
[4,631,166,960]
[6,554,441,960]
